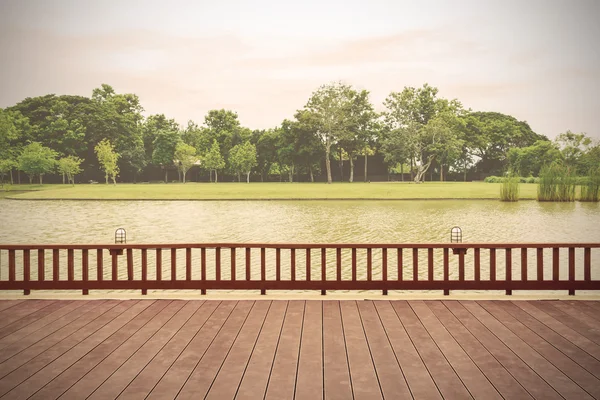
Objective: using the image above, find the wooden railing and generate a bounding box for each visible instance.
[0,243,599,295]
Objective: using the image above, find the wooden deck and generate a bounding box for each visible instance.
[0,300,599,399]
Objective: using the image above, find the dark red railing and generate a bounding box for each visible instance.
[0,243,599,295]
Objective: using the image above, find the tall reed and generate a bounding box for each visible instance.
[500,172,520,201]
[538,163,576,202]
[580,167,600,202]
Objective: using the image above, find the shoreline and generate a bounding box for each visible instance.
[4,196,538,201]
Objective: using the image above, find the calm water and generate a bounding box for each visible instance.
[1,199,599,294]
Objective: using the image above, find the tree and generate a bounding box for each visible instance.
[174,142,198,183]
[229,141,258,183]
[304,81,353,183]
[94,139,120,185]
[18,142,57,184]
[0,159,17,186]
[555,131,593,172]
[203,139,225,182]
[0,108,28,184]
[507,140,562,176]
[152,130,180,183]
[57,156,83,185]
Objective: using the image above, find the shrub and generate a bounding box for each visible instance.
[500,173,520,202]
[538,163,576,202]
[580,168,600,202]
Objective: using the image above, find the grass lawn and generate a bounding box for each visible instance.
[2,182,540,200]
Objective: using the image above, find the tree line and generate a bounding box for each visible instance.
[1,82,598,185]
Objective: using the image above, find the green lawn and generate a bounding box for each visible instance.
[2,182,540,200]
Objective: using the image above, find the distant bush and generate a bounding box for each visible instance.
[485,176,538,184]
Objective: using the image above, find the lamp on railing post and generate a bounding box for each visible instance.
[451,226,467,255]
[111,228,126,256]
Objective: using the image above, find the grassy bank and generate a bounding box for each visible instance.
[3,182,540,200]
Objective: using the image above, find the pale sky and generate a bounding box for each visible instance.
[1,0,599,140]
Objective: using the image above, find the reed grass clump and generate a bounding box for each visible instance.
[580,167,600,202]
[537,163,576,202]
[500,173,520,201]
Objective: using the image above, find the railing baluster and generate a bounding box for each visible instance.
[321,248,326,296]
[306,249,311,281]
[276,248,281,282]
[584,247,591,281]
[490,248,496,281]
[246,248,251,280]
[505,248,512,295]
[367,248,372,281]
[336,248,342,281]
[521,248,527,282]
[82,249,89,295]
[537,248,544,281]
[97,249,103,281]
[443,248,449,296]
[398,248,403,282]
[53,249,59,282]
[474,248,480,282]
[156,248,162,282]
[68,249,74,282]
[201,248,206,295]
[216,247,221,281]
[141,249,147,295]
[352,248,357,281]
[127,249,134,281]
[458,250,465,282]
[261,248,266,295]
[23,249,30,295]
[413,248,418,281]
[553,248,559,281]
[231,248,236,281]
[569,247,575,296]
[8,249,15,281]
[171,248,177,281]
[291,248,296,282]
[111,250,118,281]
[38,249,45,282]
[428,248,434,282]
[186,248,192,281]
[382,248,388,296]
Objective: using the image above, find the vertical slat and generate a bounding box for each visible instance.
[382,248,388,296]
[8,249,15,281]
[553,248,559,281]
[171,248,177,281]
[201,247,206,295]
[67,249,74,281]
[351,248,357,281]
[261,248,266,295]
[490,248,496,281]
[505,248,512,295]
[291,248,296,281]
[156,248,162,281]
[53,249,59,282]
[321,248,326,296]
[427,248,434,282]
[246,248,251,280]
[584,247,591,281]
[141,248,147,295]
[412,248,418,281]
[367,248,372,281]
[276,248,281,282]
[231,248,236,281]
[568,247,575,296]
[82,249,89,295]
[111,250,118,281]
[474,248,481,282]
[127,249,133,281]
[443,248,449,296]
[537,248,544,281]
[306,248,311,281]
[38,249,45,282]
[23,250,30,295]
[458,250,465,282]
[336,248,342,281]
[97,249,103,281]
[521,248,527,282]
[397,248,403,282]
[186,248,192,281]
[215,247,221,281]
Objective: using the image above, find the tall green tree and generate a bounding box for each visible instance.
[18,142,57,184]
[57,156,83,185]
[555,131,593,173]
[203,139,225,182]
[94,139,120,185]
[174,142,198,183]
[229,141,258,183]
[0,108,28,184]
[152,129,180,183]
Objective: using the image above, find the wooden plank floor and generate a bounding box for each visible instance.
[0,300,598,399]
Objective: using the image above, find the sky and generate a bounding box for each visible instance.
[1,0,599,141]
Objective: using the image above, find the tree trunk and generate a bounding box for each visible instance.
[215,170,218,183]
[414,155,435,183]
[112,174,117,185]
[18,170,21,184]
[325,145,332,184]
[463,159,467,182]
[309,165,314,182]
[440,164,444,182]
[349,157,354,183]
[182,169,186,184]
[401,164,404,181]
[364,153,368,182]
[339,148,344,182]
[39,174,43,185]
[246,171,250,183]
[237,172,241,182]
[62,173,65,184]
[164,168,168,183]
[105,173,108,184]
[288,169,293,183]
[10,169,13,185]
[28,175,32,184]
[410,159,414,181]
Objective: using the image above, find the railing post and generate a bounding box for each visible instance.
[201,247,206,295]
[505,248,512,295]
[261,248,266,295]
[443,248,449,296]
[568,247,575,296]
[141,248,147,295]
[82,249,89,295]
[53,249,60,282]
[382,248,388,296]
[23,249,30,295]
[321,248,326,296]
